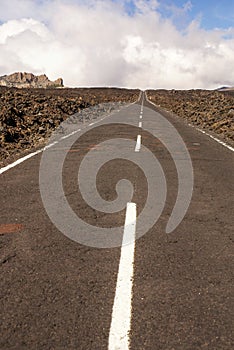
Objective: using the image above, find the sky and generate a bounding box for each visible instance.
[0,0,234,89]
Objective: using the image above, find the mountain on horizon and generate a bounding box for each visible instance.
[0,72,63,88]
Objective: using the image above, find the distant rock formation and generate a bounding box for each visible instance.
[0,72,63,88]
[217,86,234,91]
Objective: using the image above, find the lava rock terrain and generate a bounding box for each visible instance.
[0,87,139,164]
[147,89,234,146]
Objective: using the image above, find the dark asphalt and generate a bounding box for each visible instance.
[0,92,233,349]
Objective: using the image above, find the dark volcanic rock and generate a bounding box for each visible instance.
[0,87,140,164]
[147,89,234,146]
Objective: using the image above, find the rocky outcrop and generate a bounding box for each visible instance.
[0,72,63,88]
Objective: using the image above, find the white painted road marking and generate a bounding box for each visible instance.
[108,202,137,350]
[0,149,43,175]
[139,121,142,128]
[43,141,59,150]
[0,129,81,175]
[139,115,142,119]
[0,110,117,175]
[145,91,234,153]
[135,135,141,152]
[196,128,234,152]
[61,129,81,140]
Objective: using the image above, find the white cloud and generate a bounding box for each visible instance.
[0,0,234,89]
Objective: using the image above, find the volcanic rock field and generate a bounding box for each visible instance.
[0,87,139,165]
[0,87,233,166]
[147,89,234,146]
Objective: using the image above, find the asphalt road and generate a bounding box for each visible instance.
[0,92,233,349]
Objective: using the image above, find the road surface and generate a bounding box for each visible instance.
[0,92,233,349]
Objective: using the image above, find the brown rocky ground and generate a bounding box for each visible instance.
[1,88,234,167]
[147,89,234,147]
[0,87,139,165]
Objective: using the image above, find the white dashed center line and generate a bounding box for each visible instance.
[108,202,137,350]
[135,134,141,152]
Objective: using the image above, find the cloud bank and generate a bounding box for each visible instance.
[0,0,234,89]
